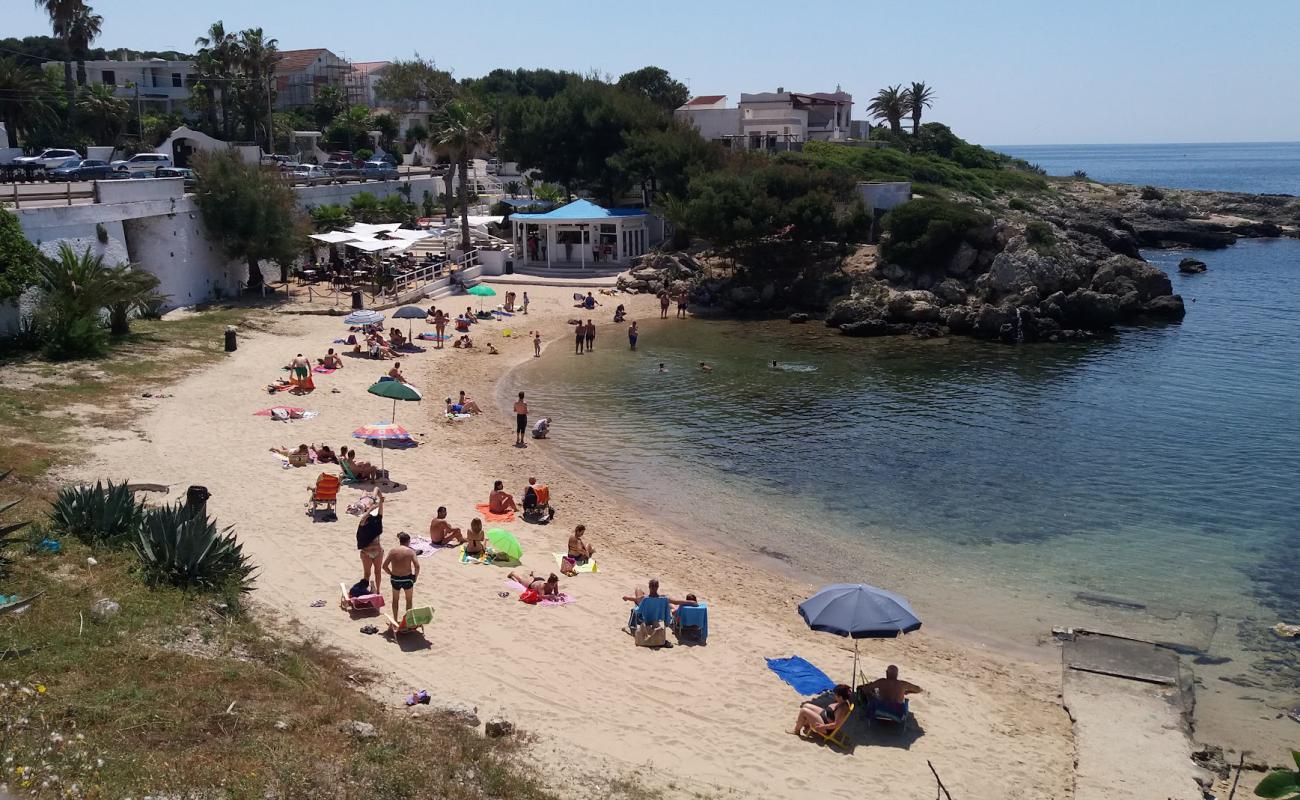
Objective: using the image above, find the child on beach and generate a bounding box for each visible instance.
[533,331,542,357]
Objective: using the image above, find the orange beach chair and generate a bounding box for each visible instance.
[309,473,341,515]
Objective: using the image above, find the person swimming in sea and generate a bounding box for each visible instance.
[658,363,667,373]
[698,361,713,373]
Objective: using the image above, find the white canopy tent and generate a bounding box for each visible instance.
[345,238,405,253]
[383,229,433,242]
[309,231,360,244]
[347,222,402,235]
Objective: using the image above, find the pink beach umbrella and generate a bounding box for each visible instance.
[352,422,413,469]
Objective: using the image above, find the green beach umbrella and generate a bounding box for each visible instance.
[367,380,422,423]
[485,528,522,562]
[467,283,496,313]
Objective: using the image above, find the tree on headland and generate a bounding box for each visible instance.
[33,0,80,106]
[867,85,907,136]
[0,57,59,147]
[192,149,307,291]
[903,81,935,136]
[67,3,101,89]
[431,99,492,251]
[194,21,236,139]
[374,56,457,113]
[616,66,690,112]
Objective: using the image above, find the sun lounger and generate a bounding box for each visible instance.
[814,701,854,748]
[385,606,433,636]
[338,582,385,612]
[309,473,341,516]
[340,461,362,484]
[671,603,708,643]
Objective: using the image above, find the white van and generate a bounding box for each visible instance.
[112,152,173,177]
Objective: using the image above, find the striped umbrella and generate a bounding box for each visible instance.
[352,422,412,469]
[344,309,384,326]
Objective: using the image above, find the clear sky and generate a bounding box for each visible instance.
[7,0,1299,145]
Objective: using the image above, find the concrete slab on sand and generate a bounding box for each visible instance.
[1063,634,1204,800]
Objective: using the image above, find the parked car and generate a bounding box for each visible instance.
[358,160,399,181]
[323,160,359,178]
[261,154,297,170]
[155,166,197,190]
[46,159,114,181]
[485,158,500,175]
[13,148,81,170]
[112,152,173,176]
[290,164,331,185]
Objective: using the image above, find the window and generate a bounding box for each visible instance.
[102,70,116,86]
[172,73,182,88]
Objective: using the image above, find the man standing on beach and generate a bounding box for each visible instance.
[585,319,595,352]
[290,353,312,389]
[513,391,528,446]
[574,322,584,355]
[382,531,419,621]
[628,321,638,351]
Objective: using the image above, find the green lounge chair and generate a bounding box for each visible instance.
[385,606,433,636]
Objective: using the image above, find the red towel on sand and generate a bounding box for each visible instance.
[475,503,515,522]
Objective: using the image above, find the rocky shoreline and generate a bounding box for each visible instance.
[625,180,1299,343]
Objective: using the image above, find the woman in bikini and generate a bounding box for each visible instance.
[355,492,385,593]
[792,684,852,738]
[464,518,487,556]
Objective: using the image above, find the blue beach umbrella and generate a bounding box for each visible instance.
[798,583,922,684]
[344,309,384,326]
[392,305,427,339]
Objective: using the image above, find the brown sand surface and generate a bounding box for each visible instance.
[77,285,1074,799]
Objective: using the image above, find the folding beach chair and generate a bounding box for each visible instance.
[868,699,911,731]
[629,596,670,647]
[385,606,433,636]
[671,603,709,643]
[309,473,341,517]
[338,582,385,613]
[814,701,854,748]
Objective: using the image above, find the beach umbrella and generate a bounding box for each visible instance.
[485,528,522,562]
[351,421,412,470]
[466,283,496,313]
[798,583,922,685]
[366,380,421,423]
[392,305,427,340]
[344,309,384,326]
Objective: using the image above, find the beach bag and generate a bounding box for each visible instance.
[287,451,309,467]
[271,408,289,421]
[519,588,541,605]
[634,622,667,647]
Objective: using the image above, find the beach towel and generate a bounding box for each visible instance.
[445,413,473,422]
[313,366,337,375]
[552,553,598,573]
[332,338,349,344]
[493,310,514,317]
[474,503,515,522]
[458,547,492,565]
[409,535,456,557]
[417,333,451,342]
[505,580,574,606]
[766,656,836,696]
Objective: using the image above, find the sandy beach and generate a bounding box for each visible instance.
[74,284,1076,799]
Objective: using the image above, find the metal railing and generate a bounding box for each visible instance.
[387,247,480,299]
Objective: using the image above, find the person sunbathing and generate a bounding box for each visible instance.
[488,481,518,514]
[566,524,594,562]
[428,506,465,546]
[389,328,407,348]
[321,349,343,369]
[457,391,482,414]
[271,443,310,459]
[508,571,561,602]
[314,444,338,464]
[445,397,466,415]
[453,334,473,349]
[387,362,408,383]
[792,684,853,738]
[342,448,380,481]
[464,518,487,556]
[367,333,394,359]
[858,665,922,718]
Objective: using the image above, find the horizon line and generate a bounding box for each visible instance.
[988,140,1300,148]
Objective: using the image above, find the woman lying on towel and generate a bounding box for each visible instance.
[507,571,561,604]
[791,684,853,738]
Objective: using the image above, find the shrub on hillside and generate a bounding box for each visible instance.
[1140,185,1165,201]
[1025,220,1057,252]
[880,198,993,273]
[49,480,144,547]
[135,504,256,594]
[0,470,32,581]
[1008,197,1034,212]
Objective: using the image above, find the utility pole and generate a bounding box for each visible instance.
[266,79,275,155]
[133,81,143,141]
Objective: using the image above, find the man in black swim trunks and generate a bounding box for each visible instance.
[513,391,528,446]
[382,531,420,620]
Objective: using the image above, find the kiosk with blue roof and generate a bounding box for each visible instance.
[511,199,650,270]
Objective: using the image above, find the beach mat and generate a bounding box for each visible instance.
[409,536,456,558]
[313,366,337,374]
[458,547,492,565]
[553,553,598,573]
[766,656,836,696]
[417,333,451,342]
[475,503,515,522]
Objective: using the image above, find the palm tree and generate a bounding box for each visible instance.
[309,204,353,232]
[237,28,280,149]
[74,82,127,145]
[195,22,236,139]
[867,85,907,136]
[903,82,936,136]
[0,58,57,148]
[430,100,492,251]
[67,4,102,88]
[104,263,164,336]
[34,0,81,106]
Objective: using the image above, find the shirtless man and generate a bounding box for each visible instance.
[387,362,407,383]
[464,518,486,556]
[355,491,385,593]
[489,480,518,514]
[698,361,713,373]
[513,391,528,446]
[428,506,465,546]
[289,353,312,388]
[676,291,689,318]
[321,349,343,369]
[458,391,482,414]
[382,531,419,620]
[859,665,922,717]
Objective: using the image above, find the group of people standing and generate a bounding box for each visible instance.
[658,289,689,319]
[574,320,597,354]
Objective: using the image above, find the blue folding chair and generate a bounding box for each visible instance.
[672,603,708,643]
[628,595,670,630]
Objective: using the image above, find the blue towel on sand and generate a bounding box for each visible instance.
[766,656,835,696]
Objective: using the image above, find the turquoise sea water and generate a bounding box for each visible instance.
[992,141,1300,194]
[512,240,1300,752]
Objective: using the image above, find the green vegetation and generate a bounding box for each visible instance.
[1025,219,1057,253]
[1008,197,1034,212]
[0,208,40,301]
[1140,185,1166,201]
[867,85,908,135]
[880,197,994,274]
[432,100,493,249]
[310,203,354,232]
[192,149,308,289]
[134,502,255,594]
[1255,752,1300,799]
[615,66,690,112]
[905,81,936,136]
[49,479,145,547]
[0,57,60,148]
[0,470,30,580]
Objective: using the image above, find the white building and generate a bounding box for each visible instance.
[274,48,367,110]
[676,88,860,151]
[44,58,196,115]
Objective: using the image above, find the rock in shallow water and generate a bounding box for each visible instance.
[1178,257,1208,274]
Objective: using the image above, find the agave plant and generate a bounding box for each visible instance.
[0,470,31,580]
[135,504,256,593]
[49,480,145,547]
